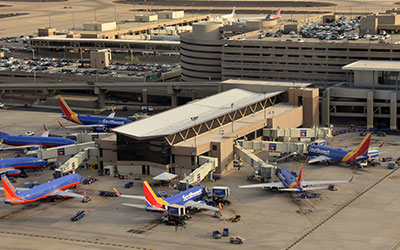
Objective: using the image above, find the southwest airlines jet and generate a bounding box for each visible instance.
[0,130,77,149]
[114,181,220,212]
[0,157,47,177]
[58,96,132,131]
[239,166,352,192]
[307,133,372,165]
[1,173,84,205]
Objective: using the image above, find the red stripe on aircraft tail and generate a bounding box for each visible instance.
[143,181,163,208]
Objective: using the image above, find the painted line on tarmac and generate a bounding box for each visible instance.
[0,230,157,250]
[286,166,400,249]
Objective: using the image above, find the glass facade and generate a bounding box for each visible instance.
[117,134,171,165]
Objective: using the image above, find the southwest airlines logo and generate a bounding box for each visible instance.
[57,148,65,156]
[300,130,307,137]
[269,143,276,151]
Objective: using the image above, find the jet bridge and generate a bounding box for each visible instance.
[26,142,96,160]
[236,140,308,157]
[234,143,276,181]
[179,156,217,189]
[263,127,332,141]
[53,146,98,178]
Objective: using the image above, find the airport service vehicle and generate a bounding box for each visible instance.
[58,96,132,131]
[230,236,245,244]
[239,166,353,193]
[0,157,47,177]
[387,161,398,169]
[71,210,85,221]
[0,173,84,205]
[307,133,374,165]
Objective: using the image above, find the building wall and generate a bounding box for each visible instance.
[354,71,376,87]
[181,27,400,83]
[210,138,234,175]
[267,106,303,128]
[180,22,223,81]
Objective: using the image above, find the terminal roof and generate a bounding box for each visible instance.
[112,88,283,139]
[343,60,400,72]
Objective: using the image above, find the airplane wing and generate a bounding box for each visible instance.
[307,155,333,164]
[279,186,329,192]
[0,145,41,151]
[184,200,220,212]
[62,124,105,129]
[50,190,84,199]
[238,181,285,189]
[118,194,145,200]
[301,178,353,187]
[121,203,148,210]
[0,168,17,175]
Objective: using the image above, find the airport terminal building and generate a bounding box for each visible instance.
[101,84,318,177]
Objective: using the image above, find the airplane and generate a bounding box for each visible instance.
[239,165,353,192]
[220,7,236,20]
[0,129,77,149]
[58,96,132,131]
[114,181,220,213]
[306,133,372,166]
[0,173,84,205]
[238,8,281,22]
[0,157,47,177]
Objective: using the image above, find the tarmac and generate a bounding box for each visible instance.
[0,108,400,249]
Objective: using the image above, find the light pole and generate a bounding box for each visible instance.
[191,116,199,148]
[263,92,266,120]
[231,103,234,132]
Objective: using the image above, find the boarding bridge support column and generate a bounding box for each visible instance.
[367,91,374,129]
[390,92,397,130]
[167,86,178,107]
[321,89,330,127]
[142,88,148,104]
[94,87,106,109]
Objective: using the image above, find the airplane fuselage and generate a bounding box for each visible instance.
[308,145,368,163]
[5,174,83,205]
[62,114,132,128]
[277,168,297,188]
[0,134,77,148]
[0,157,47,169]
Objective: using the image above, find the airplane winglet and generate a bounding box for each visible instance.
[379,141,384,148]
[305,155,310,163]
[113,187,121,197]
[43,124,48,132]
[349,176,354,183]
[58,121,64,128]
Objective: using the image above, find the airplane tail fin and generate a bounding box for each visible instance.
[344,133,372,162]
[1,174,22,202]
[41,124,49,137]
[58,96,77,120]
[294,165,303,188]
[113,187,121,197]
[275,8,281,17]
[143,181,167,209]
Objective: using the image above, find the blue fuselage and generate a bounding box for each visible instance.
[308,145,368,163]
[62,114,132,128]
[0,133,77,148]
[7,174,83,204]
[0,157,47,169]
[277,168,297,188]
[163,186,207,206]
